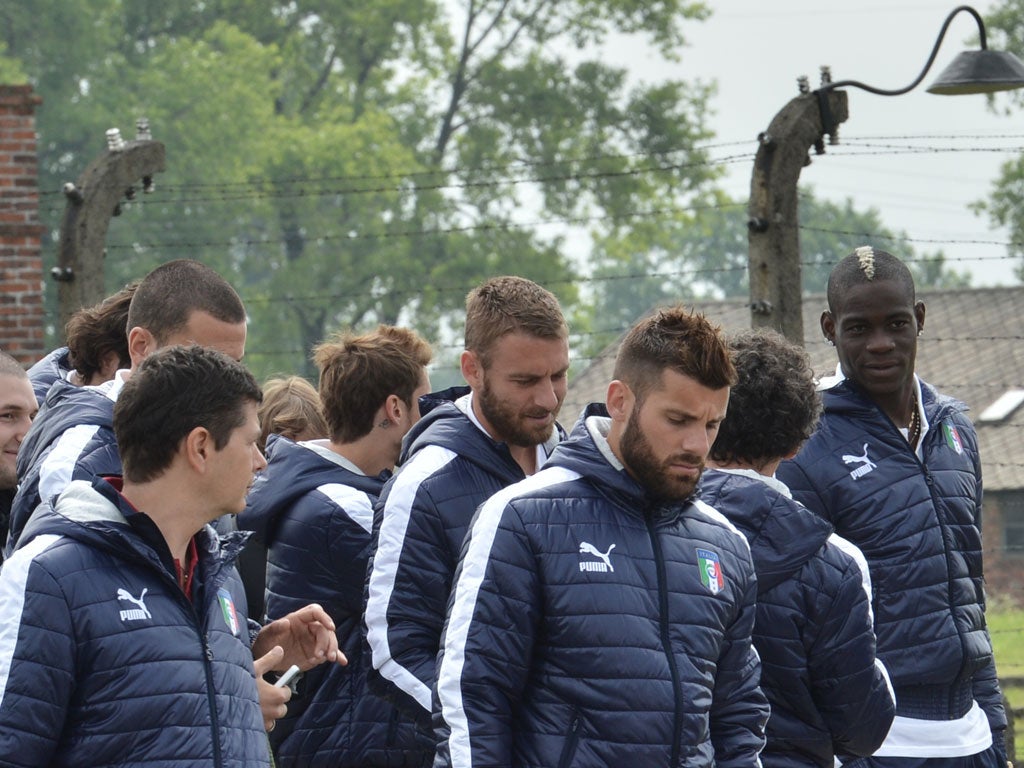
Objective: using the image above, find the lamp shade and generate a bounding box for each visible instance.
[927,49,1024,94]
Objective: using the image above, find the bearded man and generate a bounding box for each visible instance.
[433,306,768,768]
[365,275,570,738]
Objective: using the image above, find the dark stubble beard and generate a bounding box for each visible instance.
[619,407,704,502]
[0,461,16,491]
[478,376,557,448]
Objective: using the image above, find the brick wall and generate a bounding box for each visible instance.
[0,84,44,365]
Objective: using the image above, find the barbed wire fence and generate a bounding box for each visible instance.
[32,130,1024,752]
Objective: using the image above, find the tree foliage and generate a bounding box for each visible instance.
[1,0,975,380]
[2,0,721,378]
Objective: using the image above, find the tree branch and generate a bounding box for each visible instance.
[299,45,338,115]
[463,0,556,93]
[433,0,481,163]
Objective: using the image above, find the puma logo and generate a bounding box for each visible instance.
[117,587,152,621]
[579,542,616,573]
[842,443,877,479]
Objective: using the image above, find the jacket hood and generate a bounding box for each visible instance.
[399,393,563,486]
[17,379,115,478]
[546,403,695,521]
[20,478,246,587]
[27,346,71,405]
[418,384,471,417]
[240,435,388,543]
[698,469,832,592]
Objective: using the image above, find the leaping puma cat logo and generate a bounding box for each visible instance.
[117,587,152,621]
[842,443,877,479]
[579,542,616,573]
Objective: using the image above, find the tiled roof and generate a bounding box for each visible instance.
[563,286,1024,491]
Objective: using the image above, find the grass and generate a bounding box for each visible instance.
[990,607,1024,761]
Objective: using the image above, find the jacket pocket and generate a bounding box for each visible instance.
[557,711,582,768]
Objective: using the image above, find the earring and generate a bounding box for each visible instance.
[824,338,834,347]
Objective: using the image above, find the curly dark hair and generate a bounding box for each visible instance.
[709,329,819,466]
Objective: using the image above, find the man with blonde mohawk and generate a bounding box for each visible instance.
[779,247,1007,768]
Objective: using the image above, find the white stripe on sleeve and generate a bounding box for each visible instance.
[38,424,102,505]
[0,534,63,709]
[438,466,579,768]
[365,445,459,712]
[827,533,895,704]
[314,483,374,534]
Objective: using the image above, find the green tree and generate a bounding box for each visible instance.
[2,0,720,379]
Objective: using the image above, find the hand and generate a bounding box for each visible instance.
[252,603,347,672]
[253,645,291,732]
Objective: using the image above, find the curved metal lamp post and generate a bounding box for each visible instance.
[746,4,1024,344]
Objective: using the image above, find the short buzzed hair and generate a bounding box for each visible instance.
[127,260,246,344]
[613,306,736,404]
[709,329,819,466]
[464,276,567,367]
[0,351,26,379]
[314,325,432,443]
[827,247,916,313]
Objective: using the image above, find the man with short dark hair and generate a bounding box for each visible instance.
[778,247,1007,768]
[244,325,434,766]
[365,276,570,728]
[434,306,768,768]
[700,328,895,768]
[8,259,248,555]
[0,345,343,767]
[0,352,36,567]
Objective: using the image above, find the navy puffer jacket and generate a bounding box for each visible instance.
[699,468,894,768]
[0,478,267,767]
[777,378,1005,739]
[26,346,71,406]
[434,408,769,768]
[245,437,431,767]
[7,378,122,556]
[364,392,562,726]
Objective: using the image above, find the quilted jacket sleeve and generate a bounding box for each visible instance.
[0,536,76,767]
[8,425,120,556]
[434,498,536,768]
[810,542,895,759]
[365,460,455,727]
[266,489,372,622]
[708,562,770,768]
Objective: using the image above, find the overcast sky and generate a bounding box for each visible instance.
[609,0,1022,286]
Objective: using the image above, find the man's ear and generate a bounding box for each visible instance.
[183,426,213,473]
[820,311,836,344]
[127,326,157,367]
[606,380,633,422]
[383,394,404,425]
[461,350,483,390]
